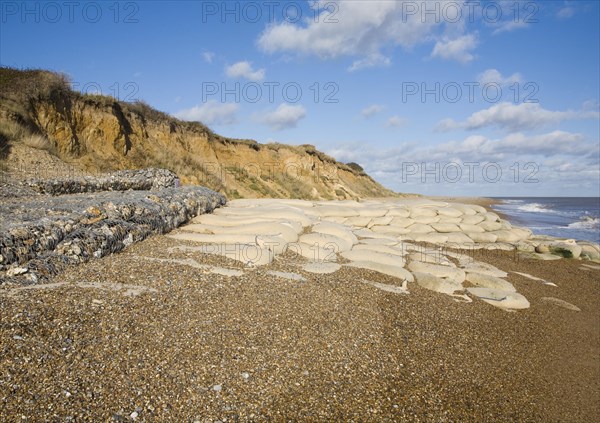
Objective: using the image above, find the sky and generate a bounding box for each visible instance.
[1,0,599,196]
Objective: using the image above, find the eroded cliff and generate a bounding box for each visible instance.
[0,67,397,200]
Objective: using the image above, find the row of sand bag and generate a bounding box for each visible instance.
[168,200,531,309]
[213,199,533,246]
[169,210,530,309]
[167,199,530,267]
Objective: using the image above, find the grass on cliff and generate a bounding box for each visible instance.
[0,66,213,136]
[0,119,57,155]
[0,67,70,100]
[0,120,27,143]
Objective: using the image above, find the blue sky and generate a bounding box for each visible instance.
[1,0,599,196]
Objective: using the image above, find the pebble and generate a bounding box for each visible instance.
[6,267,28,277]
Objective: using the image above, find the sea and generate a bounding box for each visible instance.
[492,197,600,244]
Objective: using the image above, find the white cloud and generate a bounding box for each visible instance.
[485,1,536,34]
[492,131,587,156]
[491,20,529,35]
[258,1,465,67]
[463,103,562,131]
[477,69,523,86]
[435,118,460,132]
[361,104,384,118]
[256,103,306,131]
[225,61,265,82]
[557,7,575,19]
[427,131,588,159]
[430,34,478,63]
[386,116,407,128]
[202,51,215,63]
[330,130,591,166]
[258,1,420,57]
[436,102,600,132]
[174,101,239,126]
[582,100,600,114]
[325,130,598,195]
[348,53,391,72]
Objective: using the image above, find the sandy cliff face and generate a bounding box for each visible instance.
[1,69,396,200]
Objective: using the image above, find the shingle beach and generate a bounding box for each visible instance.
[1,192,598,422]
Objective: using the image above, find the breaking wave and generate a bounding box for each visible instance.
[567,216,600,230]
